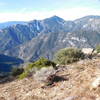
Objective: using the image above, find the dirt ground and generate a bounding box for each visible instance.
[0,58,100,100]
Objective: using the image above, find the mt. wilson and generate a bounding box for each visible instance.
[0,15,100,61]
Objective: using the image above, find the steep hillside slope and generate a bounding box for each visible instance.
[0,58,100,100]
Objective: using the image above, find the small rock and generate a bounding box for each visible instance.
[64,96,78,100]
[92,77,100,89]
[96,97,100,100]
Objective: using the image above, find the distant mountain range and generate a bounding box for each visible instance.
[0,21,26,29]
[0,15,100,62]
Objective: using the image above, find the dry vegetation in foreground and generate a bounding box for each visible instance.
[0,58,100,100]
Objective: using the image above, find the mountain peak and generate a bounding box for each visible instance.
[51,15,61,18]
[50,15,64,20]
[44,15,65,23]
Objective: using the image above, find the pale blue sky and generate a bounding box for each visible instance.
[0,0,100,22]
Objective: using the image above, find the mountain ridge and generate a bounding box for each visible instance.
[0,15,100,61]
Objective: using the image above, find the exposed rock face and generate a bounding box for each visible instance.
[82,48,94,54]
[0,58,100,100]
[34,67,55,82]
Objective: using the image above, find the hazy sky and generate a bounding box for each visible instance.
[0,0,100,22]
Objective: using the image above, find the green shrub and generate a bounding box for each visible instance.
[54,48,85,64]
[19,57,56,79]
[33,57,56,67]
[18,71,29,79]
[11,67,24,77]
[96,45,100,53]
[26,57,56,70]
